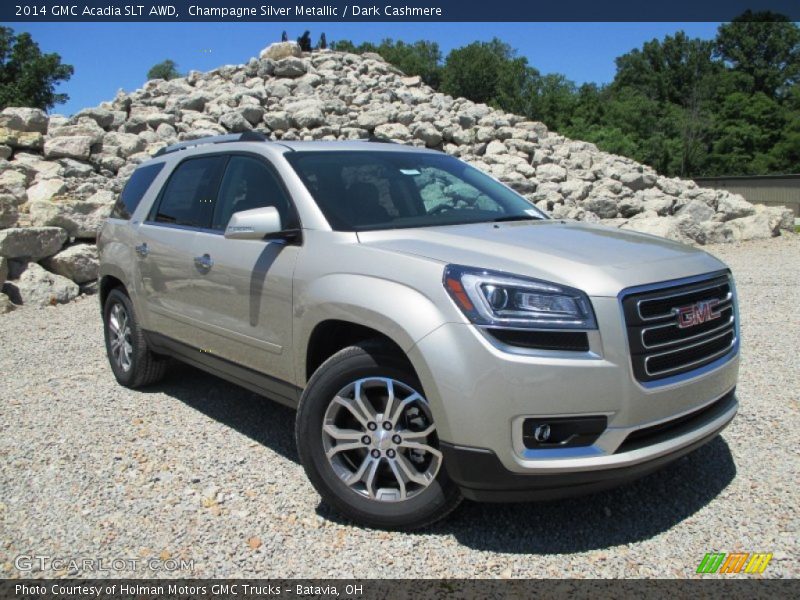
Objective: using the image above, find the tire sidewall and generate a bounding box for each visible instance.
[296,345,459,529]
[103,289,138,386]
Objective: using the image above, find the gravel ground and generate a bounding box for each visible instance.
[1,236,798,579]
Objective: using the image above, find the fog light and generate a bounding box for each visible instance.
[522,416,607,449]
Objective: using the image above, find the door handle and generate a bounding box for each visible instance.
[194,253,213,272]
[134,243,149,257]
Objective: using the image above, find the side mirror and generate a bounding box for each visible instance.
[224,206,282,240]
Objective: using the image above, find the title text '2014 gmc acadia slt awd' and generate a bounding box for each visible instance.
[99,132,739,529]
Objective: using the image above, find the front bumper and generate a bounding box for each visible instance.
[407,295,740,494]
[440,389,737,501]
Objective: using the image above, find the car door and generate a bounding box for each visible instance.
[135,154,227,344]
[181,154,300,385]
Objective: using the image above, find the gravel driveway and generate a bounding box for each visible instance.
[1,237,798,579]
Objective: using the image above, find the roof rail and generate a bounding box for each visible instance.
[153,131,268,157]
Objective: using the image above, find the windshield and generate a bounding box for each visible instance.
[284,151,546,231]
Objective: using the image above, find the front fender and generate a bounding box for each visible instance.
[293,273,449,386]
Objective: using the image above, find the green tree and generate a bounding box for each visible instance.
[441,39,537,113]
[0,27,73,111]
[147,59,181,81]
[715,10,800,99]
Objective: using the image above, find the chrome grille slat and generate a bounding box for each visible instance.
[644,329,736,377]
[621,272,737,383]
[641,314,735,350]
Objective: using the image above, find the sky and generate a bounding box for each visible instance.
[14,22,722,116]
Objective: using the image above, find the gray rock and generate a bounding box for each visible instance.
[675,199,715,223]
[582,196,620,219]
[357,109,393,130]
[373,123,411,141]
[3,262,79,307]
[620,216,690,244]
[0,227,67,260]
[0,256,7,286]
[412,123,442,147]
[273,58,307,78]
[74,107,115,129]
[0,194,19,228]
[620,171,657,191]
[29,198,111,239]
[219,112,253,133]
[259,41,301,61]
[285,100,325,129]
[26,179,67,204]
[536,163,567,183]
[44,136,92,161]
[41,243,99,284]
[263,111,291,132]
[0,291,16,313]
[1,107,48,133]
[716,193,756,221]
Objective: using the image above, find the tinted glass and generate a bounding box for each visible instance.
[111,162,165,220]
[151,156,227,228]
[212,156,293,230]
[285,151,544,231]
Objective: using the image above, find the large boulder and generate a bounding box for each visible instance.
[259,41,301,61]
[0,256,7,286]
[273,57,307,78]
[3,262,79,307]
[28,196,113,239]
[620,216,691,244]
[41,243,99,284]
[285,100,325,129]
[715,193,756,221]
[0,107,48,133]
[0,227,67,260]
[43,136,92,161]
[26,178,67,204]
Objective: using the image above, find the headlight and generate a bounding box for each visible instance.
[443,265,597,330]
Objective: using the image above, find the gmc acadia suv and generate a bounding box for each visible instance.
[98,132,739,529]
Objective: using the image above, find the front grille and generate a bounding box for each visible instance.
[622,272,737,383]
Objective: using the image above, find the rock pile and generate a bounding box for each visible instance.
[0,41,794,312]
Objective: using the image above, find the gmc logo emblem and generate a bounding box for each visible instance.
[675,299,721,329]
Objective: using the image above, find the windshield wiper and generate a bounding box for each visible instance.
[491,214,543,223]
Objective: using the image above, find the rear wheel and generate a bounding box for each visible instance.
[296,342,462,530]
[103,288,167,388]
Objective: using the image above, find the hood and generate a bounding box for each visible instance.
[356,220,727,297]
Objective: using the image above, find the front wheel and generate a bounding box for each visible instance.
[103,288,167,388]
[296,342,462,530]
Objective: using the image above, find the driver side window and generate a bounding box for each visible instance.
[212,156,293,231]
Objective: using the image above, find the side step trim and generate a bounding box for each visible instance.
[144,330,301,408]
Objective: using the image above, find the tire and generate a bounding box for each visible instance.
[296,341,462,530]
[103,288,168,388]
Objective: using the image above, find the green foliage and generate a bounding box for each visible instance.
[441,39,537,114]
[147,59,181,81]
[0,27,74,111]
[715,10,800,99]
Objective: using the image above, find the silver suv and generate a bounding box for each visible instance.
[99,133,739,529]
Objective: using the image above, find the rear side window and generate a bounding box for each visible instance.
[111,163,165,220]
[150,156,227,229]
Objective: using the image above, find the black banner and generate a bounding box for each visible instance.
[2,580,799,600]
[2,0,800,22]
